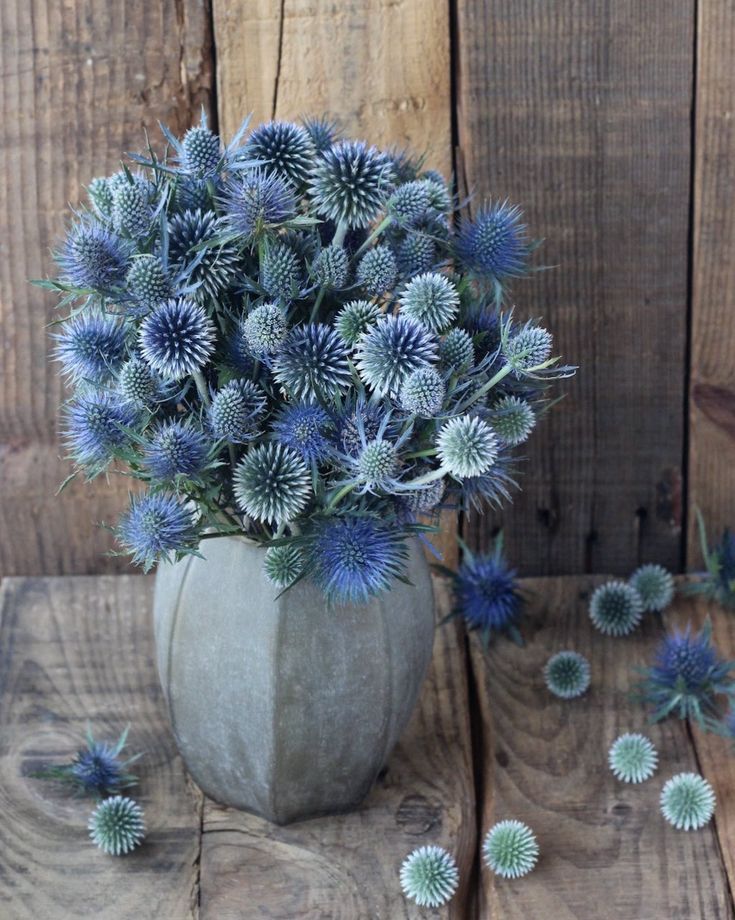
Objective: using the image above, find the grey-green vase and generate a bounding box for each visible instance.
[153,535,435,824]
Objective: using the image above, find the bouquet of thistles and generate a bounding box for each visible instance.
[41,112,573,603]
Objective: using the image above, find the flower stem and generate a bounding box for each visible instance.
[192,370,210,407]
[332,219,348,248]
[327,481,356,510]
[353,215,392,260]
[454,363,513,414]
[309,285,327,322]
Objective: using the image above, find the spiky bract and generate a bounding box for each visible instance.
[544,651,591,699]
[273,324,350,403]
[608,733,658,784]
[490,395,536,446]
[437,416,499,478]
[356,245,398,296]
[399,366,446,417]
[118,357,162,407]
[399,846,459,909]
[483,820,539,879]
[111,180,151,237]
[89,796,145,855]
[504,322,553,374]
[399,272,459,333]
[356,438,400,490]
[355,315,437,396]
[389,181,431,226]
[32,726,140,797]
[221,169,296,239]
[263,544,303,588]
[457,201,529,283]
[311,140,395,229]
[397,230,436,277]
[246,120,314,187]
[334,300,381,347]
[234,443,311,525]
[660,773,715,831]
[588,581,643,637]
[630,563,675,612]
[139,299,216,379]
[55,313,127,385]
[117,492,199,571]
[181,125,221,178]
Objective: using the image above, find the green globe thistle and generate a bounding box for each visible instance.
[356,245,397,296]
[118,357,162,407]
[397,230,436,277]
[504,322,553,374]
[436,416,499,478]
[660,773,715,830]
[422,175,453,213]
[111,180,151,237]
[234,443,311,525]
[209,379,267,443]
[88,796,145,856]
[310,140,395,229]
[483,820,539,879]
[399,272,460,333]
[630,563,675,612]
[439,328,475,373]
[608,733,658,784]
[388,180,431,226]
[356,438,399,490]
[181,124,221,178]
[260,241,301,302]
[399,366,446,417]
[87,176,114,220]
[125,254,171,313]
[313,244,349,288]
[242,304,288,356]
[543,650,591,699]
[490,395,536,447]
[263,544,303,588]
[588,581,643,637]
[334,300,381,347]
[399,845,459,908]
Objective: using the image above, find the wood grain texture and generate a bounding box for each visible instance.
[457,1,693,575]
[0,1,214,577]
[470,576,733,919]
[687,0,735,566]
[198,577,476,919]
[0,576,202,919]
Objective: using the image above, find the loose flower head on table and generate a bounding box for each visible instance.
[41,112,573,603]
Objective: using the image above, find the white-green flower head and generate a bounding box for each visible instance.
[88,796,145,856]
[399,365,446,417]
[357,245,398,297]
[543,650,590,699]
[313,244,349,288]
[491,395,536,447]
[87,175,114,220]
[504,322,553,374]
[630,563,675,612]
[181,124,221,178]
[388,180,431,226]
[399,272,460,333]
[260,241,301,302]
[423,175,453,213]
[437,416,499,478]
[660,772,715,830]
[589,581,643,637]
[399,845,459,908]
[263,544,303,588]
[357,438,399,489]
[118,357,161,408]
[334,300,381,347]
[439,328,475,374]
[111,178,151,237]
[126,254,171,313]
[234,443,311,525]
[608,733,658,784]
[397,230,436,277]
[242,303,288,356]
[310,140,395,229]
[483,820,539,879]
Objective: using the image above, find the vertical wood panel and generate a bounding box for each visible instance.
[0,1,214,576]
[457,1,693,575]
[687,0,735,566]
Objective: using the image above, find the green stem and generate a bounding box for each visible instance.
[454,363,513,414]
[353,215,392,260]
[404,447,439,460]
[327,481,356,510]
[309,285,327,323]
[192,370,210,407]
[400,466,447,489]
[332,219,348,248]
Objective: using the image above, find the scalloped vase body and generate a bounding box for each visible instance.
[153,535,435,824]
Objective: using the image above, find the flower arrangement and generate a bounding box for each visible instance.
[41,112,572,603]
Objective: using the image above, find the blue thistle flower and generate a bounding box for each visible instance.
[451,537,522,642]
[139,299,216,379]
[125,255,172,314]
[263,543,303,588]
[439,328,475,373]
[221,169,297,239]
[181,124,222,178]
[117,357,164,408]
[271,403,333,462]
[334,300,381,347]
[246,121,314,186]
[176,177,216,212]
[399,845,459,909]
[355,315,437,396]
[504,321,553,375]
[273,324,351,403]
[312,244,349,288]
[388,181,431,226]
[241,303,288,357]
[88,796,145,855]
[87,176,115,220]
[58,220,130,291]
[117,491,199,571]
[143,419,209,480]
[260,240,302,302]
[64,392,139,469]
[630,564,675,612]
[336,399,383,456]
[588,581,643,637]
[356,245,398,296]
[168,209,239,303]
[110,179,152,237]
[310,140,395,229]
[490,395,536,446]
[660,773,715,831]
[436,416,499,479]
[399,366,446,417]
[608,733,658,783]
[209,379,267,443]
[396,230,436,277]
[483,820,538,878]
[544,651,591,699]
[399,272,459,333]
[302,114,341,153]
[55,313,127,385]
[457,200,529,284]
[688,511,735,609]
[233,443,311,525]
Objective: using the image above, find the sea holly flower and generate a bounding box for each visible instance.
[208,379,267,443]
[399,846,459,908]
[263,544,304,588]
[55,313,127,386]
[221,169,297,240]
[310,140,395,229]
[356,245,397,296]
[273,324,351,403]
[234,444,311,525]
[246,120,314,187]
[143,419,210,480]
[334,300,381,347]
[660,773,715,831]
[483,820,539,879]
[355,314,437,397]
[457,200,529,289]
[544,651,591,699]
[588,581,643,637]
[117,492,200,571]
[398,272,459,333]
[271,403,333,462]
[608,733,658,784]
[139,299,216,380]
[89,796,145,855]
[57,220,130,292]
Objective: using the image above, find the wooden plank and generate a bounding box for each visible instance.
[687,0,735,566]
[0,576,202,919]
[0,0,214,576]
[457,1,693,575]
[470,576,733,919]
[198,577,476,919]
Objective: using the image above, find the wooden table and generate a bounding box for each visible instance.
[0,574,733,919]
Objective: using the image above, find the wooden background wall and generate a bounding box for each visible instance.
[1,0,732,578]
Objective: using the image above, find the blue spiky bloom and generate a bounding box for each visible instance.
[544,650,591,699]
[65,392,139,469]
[273,323,351,403]
[272,403,333,462]
[313,244,349,288]
[356,245,398,296]
[118,357,163,408]
[242,303,288,356]
[483,820,539,879]
[263,543,303,588]
[588,581,643,637]
[310,140,395,229]
[490,395,536,447]
[181,124,222,178]
[399,365,446,417]
[388,181,431,226]
[139,298,216,379]
[261,240,302,302]
[302,114,341,153]
[334,300,381,347]
[111,180,152,237]
[630,564,675,612]
[168,209,239,303]
[222,169,296,238]
[437,416,499,479]
[688,512,735,609]
[55,313,127,385]
[117,491,199,570]
[608,733,658,784]
[143,419,209,480]
[246,120,314,186]
[397,230,437,278]
[453,538,522,641]
[457,200,529,283]
[234,443,311,525]
[459,453,519,512]
[399,272,460,333]
[209,379,267,443]
[59,220,130,291]
[399,845,459,909]
[660,773,715,831]
[635,619,735,724]
[355,315,437,397]
[125,254,172,314]
[439,328,475,373]
[88,796,145,856]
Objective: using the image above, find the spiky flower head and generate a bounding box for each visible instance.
[111,179,151,237]
[356,438,400,490]
[31,726,140,797]
[608,733,658,784]
[260,241,302,302]
[209,379,267,443]
[246,120,314,187]
[310,140,395,229]
[399,272,459,333]
[397,230,436,277]
[88,796,145,856]
[64,392,139,469]
[588,581,643,637]
[263,543,304,588]
[271,403,333,462]
[439,328,475,374]
[457,200,529,283]
[356,245,398,297]
[125,255,172,313]
[399,845,459,909]
[116,491,199,571]
[334,300,381,347]
[453,538,522,641]
[59,220,130,291]
[221,169,296,239]
[144,419,209,480]
[168,209,239,303]
[302,114,341,153]
[337,400,382,456]
[490,395,536,447]
[630,564,675,613]
[399,365,446,417]
[241,303,288,356]
[118,357,162,408]
[139,299,216,379]
[388,181,431,226]
[504,322,553,374]
[87,176,114,220]
[55,313,127,385]
[544,650,591,699]
[181,124,221,178]
[355,315,437,397]
[234,443,311,525]
[437,416,499,479]
[400,476,446,516]
[660,773,715,831]
[312,244,349,288]
[482,820,539,879]
[273,323,351,403]
[422,174,453,213]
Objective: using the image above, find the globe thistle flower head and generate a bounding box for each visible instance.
[302,114,341,153]
[399,476,446,517]
[504,322,554,375]
[334,300,381,347]
[437,415,499,479]
[242,303,288,357]
[55,313,127,386]
[139,299,216,379]
[608,733,658,784]
[117,491,199,571]
[630,563,675,612]
[483,820,539,879]
[88,796,145,856]
[399,845,459,909]
[263,543,304,588]
[181,124,222,178]
[396,230,436,277]
[422,174,453,214]
[544,650,591,699]
[336,399,383,456]
[143,419,209,480]
[355,314,437,397]
[118,357,163,408]
[588,581,643,637]
[439,328,475,374]
[87,176,114,220]
[388,180,431,226]
[31,726,140,797]
[234,443,311,525]
[313,244,349,288]
[457,200,529,284]
[168,209,239,303]
[399,272,460,333]
[221,169,297,238]
[125,254,172,314]
[490,395,536,446]
[399,365,446,417]
[660,773,715,831]
[65,392,139,470]
[271,403,333,462]
[246,120,314,187]
[58,220,130,291]
[310,140,395,229]
[453,538,522,641]
[273,323,351,403]
[260,241,302,302]
[111,179,151,237]
[209,379,267,443]
[356,245,398,296]
[355,438,399,490]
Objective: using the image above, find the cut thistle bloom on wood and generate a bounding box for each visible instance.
[117,492,199,571]
[221,169,297,239]
[399,845,459,909]
[399,272,460,333]
[608,733,658,784]
[334,300,381,347]
[55,313,127,386]
[245,120,314,187]
[143,419,209,480]
[310,140,395,229]
[399,365,446,418]
[209,379,267,443]
[58,220,130,291]
[588,581,643,637]
[241,303,288,356]
[234,443,311,525]
[490,395,536,447]
[357,244,398,296]
[89,796,145,856]
[660,773,715,831]
[483,820,539,879]
[686,509,735,609]
[630,563,675,612]
[271,403,333,462]
[263,544,304,588]
[355,314,437,397]
[64,392,139,470]
[273,323,351,403]
[437,416,499,479]
[139,298,216,379]
[544,650,591,699]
